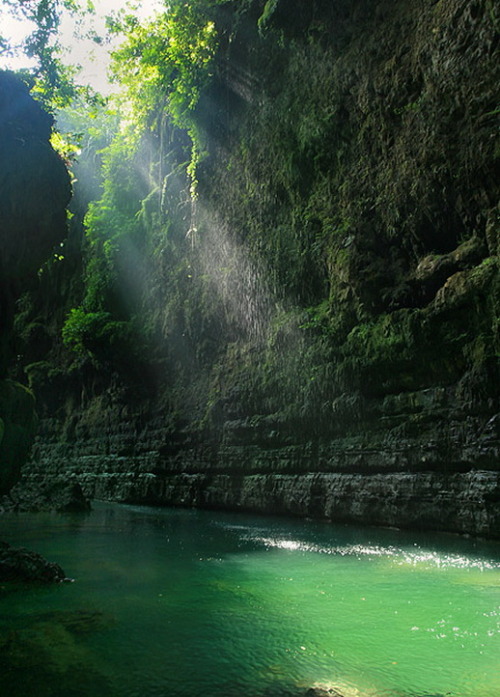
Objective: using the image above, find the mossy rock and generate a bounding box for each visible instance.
[0,541,66,583]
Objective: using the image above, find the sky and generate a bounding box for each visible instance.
[0,0,162,94]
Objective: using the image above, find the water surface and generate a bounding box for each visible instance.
[0,502,499,697]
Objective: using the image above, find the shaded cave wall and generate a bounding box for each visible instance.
[18,0,500,534]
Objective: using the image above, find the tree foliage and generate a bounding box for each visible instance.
[1,0,98,109]
[109,0,223,192]
[60,0,230,358]
[110,0,219,124]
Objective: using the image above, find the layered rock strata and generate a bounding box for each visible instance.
[18,0,500,537]
[22,385,500,536]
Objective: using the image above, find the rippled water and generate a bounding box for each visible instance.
[0,502,499,697]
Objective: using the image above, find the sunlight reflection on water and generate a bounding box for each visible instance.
[245,532,500,570]
[0,502,499,697]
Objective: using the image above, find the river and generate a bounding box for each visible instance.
[0,501,499,697]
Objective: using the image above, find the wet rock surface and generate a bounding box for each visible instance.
[0,541,67,583]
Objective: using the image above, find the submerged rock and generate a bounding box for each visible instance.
[305,688,346,697]
[0,541,67,583]
[33,609,114,635]
[304,685,449,697]
[0,610,115,697]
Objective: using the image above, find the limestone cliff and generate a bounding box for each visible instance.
[18,0,500,535]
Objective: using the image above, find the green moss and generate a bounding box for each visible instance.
[258,0,278,29]
[299,300,331,332]
[24,361,65,391]
[61,307,138,366]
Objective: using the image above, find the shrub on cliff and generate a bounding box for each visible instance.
[61,307,133,363]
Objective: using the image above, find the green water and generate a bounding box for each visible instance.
[0,502,499,697]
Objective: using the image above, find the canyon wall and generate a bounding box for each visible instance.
[0,71,71,494]
[17,0,500,535]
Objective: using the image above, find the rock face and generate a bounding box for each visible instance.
[3,479,90,513]
[0,71,71,495]
[0,380,36,495]
[16,0,500,536]
[23,409,500,537]
[0,73,70,283]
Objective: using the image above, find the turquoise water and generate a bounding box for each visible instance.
[0,502,499,697]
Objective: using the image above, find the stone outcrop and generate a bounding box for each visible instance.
[0,541,67,583]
